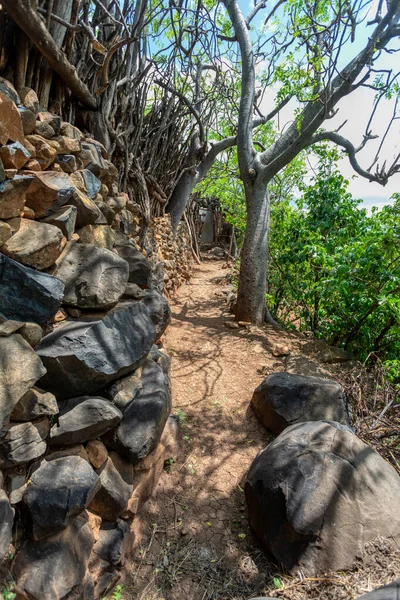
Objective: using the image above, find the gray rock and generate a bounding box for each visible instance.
[103,358,171,464]
[0,418,49,467]
[316,345,353,364]
[11,387,58,422]
[285,355,331,378]
[93,519,130,565]
[89,451,133,520]
[0,175,33,219]
[82,169,101,199]
[115,244,153,287]
[0,157,5,183]
[245,421,400,576]
[41,204,77,240]
[18,106,36,135]
[56,154,77,173]
[48,397,122,446]
[36,301,157,399]
[19,322,43,347]
[141,289,171,338]
[123,282,146,299]
[251,372,349,435]
[0,221,12,246]
[0,253,65,324]
[358,581,400,599]
[53,242,129,309]
[107,369,143,410]
[0,333,46,427]
[0,78,20,104]
[0,488,14,560]
[23,455,100,540]
[69,188,106,228]
[14,513,94,600]
[8,473,27,504]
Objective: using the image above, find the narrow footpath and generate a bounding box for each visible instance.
[124,259,396,600]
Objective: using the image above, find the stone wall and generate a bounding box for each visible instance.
[147,215,193,296]
[0,79,182,599]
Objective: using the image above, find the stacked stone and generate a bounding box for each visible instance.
[148,215,193,295]
[0,78,179,599]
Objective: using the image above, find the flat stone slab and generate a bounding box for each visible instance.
[36,301,158,399]
[48,397,122,446]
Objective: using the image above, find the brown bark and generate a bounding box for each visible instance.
[2,0,97,109]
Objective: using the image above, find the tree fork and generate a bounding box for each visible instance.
[1,0,97,110]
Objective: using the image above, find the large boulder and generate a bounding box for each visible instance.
[0,489,14,561]
[36,301,158,399]
[48,397,122,446]
[0,418,49,467]
[1,218,66,270]
[89,451,133,520]
[23,455,100,540]
[14,513,95,600]
[0,253,65,323]
[251,372,349,435]
[52,242,129,309]
[245,421,400,576]
[103,358,171,464]
[358,581,400,599]
[0,334,46,427]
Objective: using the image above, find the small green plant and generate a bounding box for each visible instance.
[174,408,186,424]
[273,577,283,590]
[111,585,123,600]
[2,586,16,600]
[101,585,123,600]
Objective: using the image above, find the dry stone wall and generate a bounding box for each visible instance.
[0,78,183,599]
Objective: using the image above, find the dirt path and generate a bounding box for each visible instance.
[124,259,398,600]
[125,258,295,600]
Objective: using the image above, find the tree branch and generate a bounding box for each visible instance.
[2,0,97,109]
[309,130,400,185]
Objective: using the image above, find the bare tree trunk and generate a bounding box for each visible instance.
[236,180,270,325]
[167,169,198,233]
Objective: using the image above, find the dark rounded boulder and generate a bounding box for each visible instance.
[23,455,100,540]
[103,358,171,464]
[358,580,400,599]
[251,372,349,435]
[245,421,400,576]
